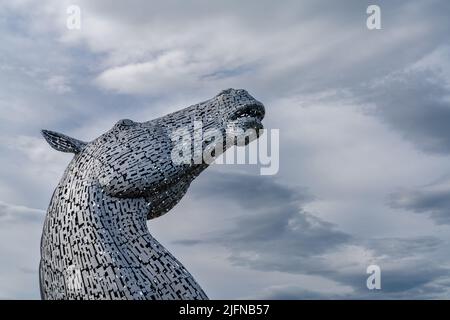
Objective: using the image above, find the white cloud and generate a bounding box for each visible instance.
[95,51,213,95]
[45,75,72,94]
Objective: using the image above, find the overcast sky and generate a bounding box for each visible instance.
[1,0,450,299]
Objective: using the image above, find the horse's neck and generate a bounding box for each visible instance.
[43,158,163,268]
[41,157,208,299]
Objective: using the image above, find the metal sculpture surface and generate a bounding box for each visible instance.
[39,88,265,299]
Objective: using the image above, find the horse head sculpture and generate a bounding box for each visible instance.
[39,89,265,299]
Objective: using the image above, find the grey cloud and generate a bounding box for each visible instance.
[253,239,450,299]
[358,68,450,154]
[376,263,448,294]
[366,237,443,257]
[192,171,312,210]
[0,201,44,299]
[190,171,350,257]
[255,276,450,300]
[177,172,450,298]
[389,176,450,224]
[253,285,346,300]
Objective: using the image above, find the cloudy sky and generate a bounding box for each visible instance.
[1,0,450,299]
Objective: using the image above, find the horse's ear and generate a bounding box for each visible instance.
[41,129,87,154]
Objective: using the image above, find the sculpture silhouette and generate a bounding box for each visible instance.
[39,89,265,299]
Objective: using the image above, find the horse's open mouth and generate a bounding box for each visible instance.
[226,103,265,146]
[228,103,265,131]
